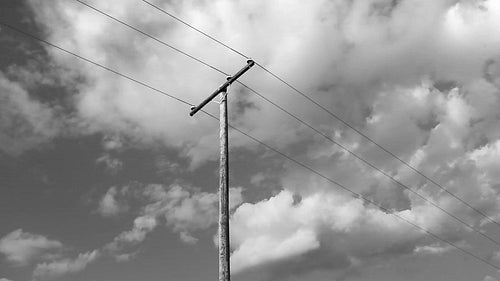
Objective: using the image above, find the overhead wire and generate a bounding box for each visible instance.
[2,19,499,271]
[72,0,500,248]
[0,22,193,108]
[140,0,500,229]
[141,0,250,60]
[74,0,226,76]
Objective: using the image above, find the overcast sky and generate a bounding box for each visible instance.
[2,0,500,281]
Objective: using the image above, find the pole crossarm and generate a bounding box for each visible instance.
[189,59,255,116]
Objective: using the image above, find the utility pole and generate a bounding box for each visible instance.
[190,59,255,281]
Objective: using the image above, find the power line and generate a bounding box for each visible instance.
[74,0,226,76]
[140,0,500,229]
[0,22,193,108]
[73,0,500,248]
[141,0,250,60]
[2,20,498,272]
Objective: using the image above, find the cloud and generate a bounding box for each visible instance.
[1,184,242,279]
[162,186,218,233]
[106,215,157,253]
[0,230,98,280]
[0,73,63,155]
[230,189,424,274]
[0,229,63,266]
[414,243,454,255]
[103,184,244,260]
[17,0,500,278]
[20,0,500,163]
[101,134,124,151]
[96,154,124,174]
[32,250,100,280]
[96,135,125,174]
[0,278,13,281]
[179,231,199,245]
[23,0,225,166]
[17,0,499,169]
[97,186,129,217]
[469,140,500,183]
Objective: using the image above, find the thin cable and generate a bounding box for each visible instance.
[74,0,227,76]
[141,0,500,228]
[4,20,498,271]
[141,0,250,60]
[69,2,500,246]
[0,21,194,107]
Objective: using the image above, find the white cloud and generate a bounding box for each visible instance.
[179,231,198,245]
[229,179,485,275]
[469,140,500,183]
[15,0,498,175]
[0,230,99,280]
[0,278,13,281]
[230,190,421,273]
[101,134,124,151]
[162,186,244,237]
[414,243,454,255]
[96,154,123,174]
[97,186,128,217]
[96,135,125,174]
[229,187,245,210]
[0,73,63,155]
[103,184,244,260]
[21,0,500,168]
[0,229,63,266]
[18,0,500,278]
[33,250,100,280]
[111,215,157,246]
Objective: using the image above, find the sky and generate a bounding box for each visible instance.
[2,0,500,280]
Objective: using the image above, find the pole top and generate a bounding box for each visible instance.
[189,60,255,116]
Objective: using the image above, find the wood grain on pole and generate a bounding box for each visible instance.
[219,90,230,281]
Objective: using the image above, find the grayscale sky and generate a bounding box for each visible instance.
[2,0,500,281]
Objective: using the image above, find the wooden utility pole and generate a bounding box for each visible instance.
[218,88,230,281]
[189,60,254,281]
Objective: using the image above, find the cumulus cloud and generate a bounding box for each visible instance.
[96,154,124,174]
[96,135,125,174]
[103,184,244,259]
[0,230,99,280]
[20,0,500,163]
[97,186,129,217]
[230,189,423,274]
[414,243,454,255]
[0,73,63,155]
[106,214,157,255]
[32,250,100,280]
[16,0,500,278]
[20,0,500,165]
[0,184,240,279]
[0,229,63,266]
